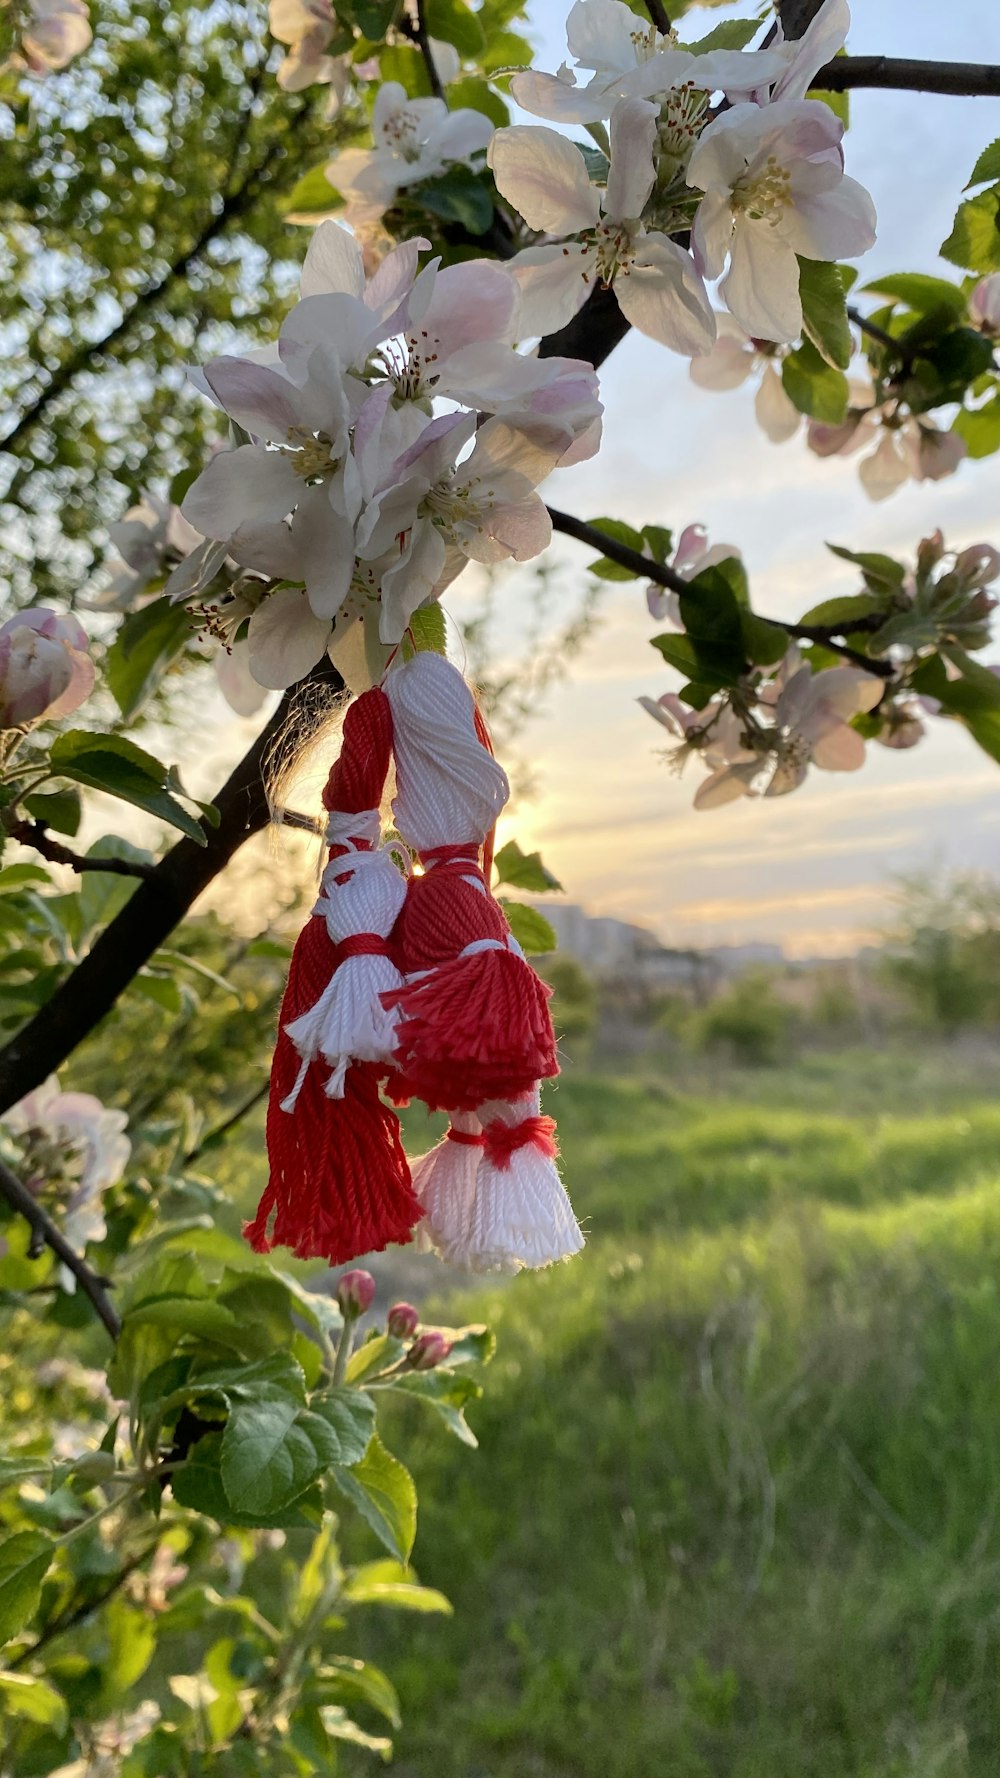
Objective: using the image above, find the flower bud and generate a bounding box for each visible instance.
[0,608,95,729]
[336,1268,375,1317]
[387,1301,420,1339]
[406,1330,452,1371]
[969,273,1000,336]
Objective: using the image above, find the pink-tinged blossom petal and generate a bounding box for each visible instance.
[380,524,448,641]
[693,764,757,809]
[508,243,594,338]
[955,543,1000,587]
[914,424,966,483]
[299,221,366,300]
[477,491,552,562]
[182,447,303,541]
[247,585,332,690]
[201,357,301,440]
[722,226,802,343]
[969,272,1000,335]
[488,127,601,235]
[227,520,303,580]
[858,430,914,500]
[767,0,851,103]
[363,236,430,317]
[0,610,94,727]
[605,98,657,221]
[689,321,756,391]
[810,721,867,771]
[416,260,520,354]
[754,362,799,441]
[432,109,494,162]
[780,181,877,260]
[215,638,269,716]
[616,234,716,355]
[639,692,697,736]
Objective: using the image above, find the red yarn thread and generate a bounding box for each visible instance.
[446,1127,485,1148]
[247,687,422,1265]
[481,1114,559,1170]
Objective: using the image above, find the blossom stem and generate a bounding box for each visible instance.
[813,56,1000,98]
[332,1314,357,1386]
[413,0,446,102]
[546,506,897,678]
[0,1157,121,1338]
[9,820,157,879]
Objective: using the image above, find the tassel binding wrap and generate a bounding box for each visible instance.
[384,653,559,1112]
[246,686,423,1265]
[409,1107,483,1259]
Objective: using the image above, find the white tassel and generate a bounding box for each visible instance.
[409,1108,483,1259]
[465,1090,584,1273]
[283,844,408,1101]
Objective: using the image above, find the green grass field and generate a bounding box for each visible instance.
[341,1045,1000,1777]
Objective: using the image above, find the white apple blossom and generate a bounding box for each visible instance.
[968,272,1000,338]
[0,608,95,728]
[688,313,800,442]
[762,0,851,105]
[3,1077,130,1286]
[509,0,786,125]
[4,0,91,72]
[645,524,742,622]
[268,0,348,97]
[640,689,755,781]
[92,492,203,611]
[687,99,876,342]
[806,381,967,500]
[490,100,716,354]
[324,81,494,229]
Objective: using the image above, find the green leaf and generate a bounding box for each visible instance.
[641,524,673,565]
[345,1333,407,1385]
[48,732,207,844]
[0,1530,55,1645]
[284,161,342,220]
[861,273,967,318]
[298,1389,376,1468]
[0,863,51,893]
[681,17,758,51]
[0,1671,67,1731]
[967,137,1000,188]
[584,515,645,581]
[499,900,557,955]
[353,0,398,38]
[105,597,193,721]
[220,1394,320,1515]
[424,0,485,54]
[741,613,787,666]
[377,43,432,96]
[79,836,155,937]
[447,76,509,128]
[953,396,1000,458]
[438,1323,495,1367]
[493,838,563,893]
[941,184,1000,273]
[172,1433,322,1530]
[798,258,853,369]
[781,338,849,422]
[412,164,494,234]
[403,603,447,657]
[22,787,81,836]
[825,544,906,591]
[651,631,738,688]
[127,1295,244,1343]
[799,591,887,627]
[313,1656,401,1728]
[333,1434,417,1564]
[387,1368,483,1446]
[343,1559,452,1614]
[99,1599,157,1705]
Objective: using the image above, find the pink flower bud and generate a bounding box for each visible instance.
[969,273,1000,336]
[387,1301,420,1339]
[0,608,95,729]
[336,1268,375,1317]
[406,1330,452,1371]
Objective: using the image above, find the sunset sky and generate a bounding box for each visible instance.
[172,0,1000,959]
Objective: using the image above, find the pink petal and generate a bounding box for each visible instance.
[488,126,601,235]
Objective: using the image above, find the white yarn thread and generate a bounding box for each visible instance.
[463,1088,584,1272]
[326,807,382,849]
[409,1108,483,1259]
[384,652,509,851]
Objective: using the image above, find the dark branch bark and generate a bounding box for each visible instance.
[537,282,632,369]
[414,0,446,101]
[0,658,344,1118]
[546,506,896,677]
[0,1157,121,1339]
[9,821,157,879]
[813,55,1000,97]
[645,0,671,34]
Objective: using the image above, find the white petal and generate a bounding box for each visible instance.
[721,225,803,342]
[810,720,867,771]
[363,235,429,317]
[690,190,735,283]
[488,126,601,235]
[509,68,608,125]
[419,260,520,353]
[247,586,331,689]
[566,0,643,72]
[858,431,912,501]
[754,363,800,442]
[617,235,716,356]
[782,180,877,262]
[215,638,270,715]
[294,487,358,618]
[693,766,754,810]
[605,98,657,222]
[201,357,301,440]
[380,524,448,641]
[689,327,754,391]
[299,220,366,300]
[509,243,594,337]
[181,447,302,541]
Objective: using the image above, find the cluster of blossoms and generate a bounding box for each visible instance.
[1,0,90,72]
[805,380,967,500]
[642,532,1000,808]
[0,607,94,729]
[1,1077,130,1284]
[324,78,494,234]
[488,0,875,352]
[176,223,602,691]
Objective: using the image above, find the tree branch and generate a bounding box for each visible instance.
[644,0,671,34]
[813,55,1000,97]
[413,0,446,101]
[0,658,345,1118]
[183,1080,270,1169]
[9,820,157,879]
[546,506,896,677]
[537,281,632,369]
[0,1157,121,1339]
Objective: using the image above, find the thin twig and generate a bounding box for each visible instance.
[9,821,157,879]
[645,0,671,34]
[849,306,909,359]
[413,0,446,101]
[183,1080,270,1168]
[813,54,1000,97]
[546,506,896,678]
[10,1539,161,1667]
[0,1157,121,1340]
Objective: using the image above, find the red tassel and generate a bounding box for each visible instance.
[384,850,558,1112]
[247,686,423,1265]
